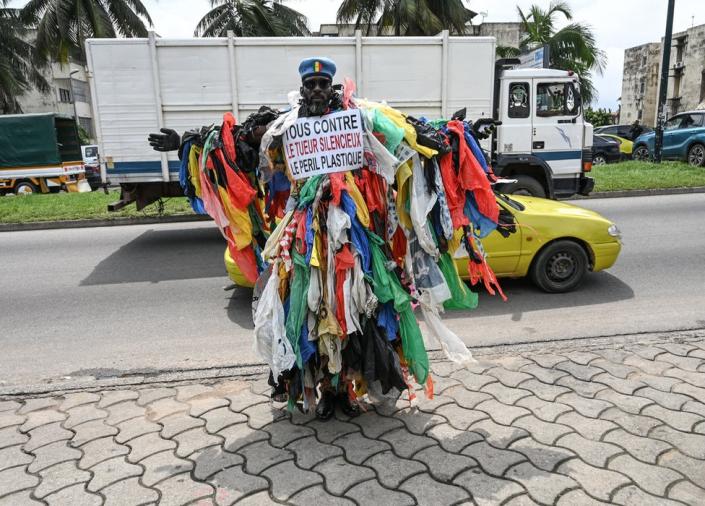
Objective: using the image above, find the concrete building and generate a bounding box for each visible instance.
[14,29,94,139]
[621,23,705,127]
[471,22,524,50]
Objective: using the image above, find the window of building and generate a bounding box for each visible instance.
[639,79,645,95]
[641,55,647,66]
[638,109,643,120]
[508,82,530,118]
[71,80,90,103]
[58,88,72,103]
[700,71,705,102]
[78,117,94,137]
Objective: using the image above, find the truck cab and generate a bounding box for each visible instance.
[493,68,594,199]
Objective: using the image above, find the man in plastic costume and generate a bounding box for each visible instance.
[148,57,361,420]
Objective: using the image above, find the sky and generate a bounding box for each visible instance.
[12,0,704,110]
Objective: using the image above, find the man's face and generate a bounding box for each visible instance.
[301,76,333,116]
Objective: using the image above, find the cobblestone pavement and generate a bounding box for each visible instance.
[3,333,705,505]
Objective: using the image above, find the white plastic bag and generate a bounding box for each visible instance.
[421,303,475,365]
[253,264,296,378]
[363,130,399,185]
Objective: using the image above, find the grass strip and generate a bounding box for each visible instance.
[0,190,194,224]
[591,160,705,192]
[2,160,704,223]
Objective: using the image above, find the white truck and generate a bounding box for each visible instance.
[85,32,593,210]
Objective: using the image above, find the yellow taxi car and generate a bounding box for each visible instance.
[599,133,633,159]
[225,194,622,294]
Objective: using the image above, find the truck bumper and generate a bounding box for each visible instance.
[578,176,595,196]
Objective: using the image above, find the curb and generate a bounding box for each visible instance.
[2,186,704,232]
[3,327,704,398]
[569,185,705,200]
[0,213,211,232]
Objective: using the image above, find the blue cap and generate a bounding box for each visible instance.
[298,57,336,81]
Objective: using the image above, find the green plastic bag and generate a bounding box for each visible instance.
[438,252,478,310]
[373,109,405,153]
[285,249,310,368]
[366,231,429,384]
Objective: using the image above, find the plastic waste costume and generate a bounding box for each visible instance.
[148,56,513,420]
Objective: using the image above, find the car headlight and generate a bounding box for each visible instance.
[607,224,621,238]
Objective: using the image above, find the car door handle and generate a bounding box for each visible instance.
[533,141,545,149]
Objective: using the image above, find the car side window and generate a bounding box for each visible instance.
[617,127,632,138]
[508,82,530,118]
[664,116,682,131]
[682,114,704,128]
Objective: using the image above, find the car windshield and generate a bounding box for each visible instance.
[497,192,525,211]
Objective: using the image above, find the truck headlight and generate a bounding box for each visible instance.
[607,224,621,239]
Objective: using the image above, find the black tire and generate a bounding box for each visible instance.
[687,143,705,167]
[530,240,589,293]
[593,153,607,165]
[633,145,650,161]
[14,181,39,195]
[501,175,546,198]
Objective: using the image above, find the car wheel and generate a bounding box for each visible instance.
[593,153,607,165]
[633,145,650,161]
[501,175,546,198]
[687,143,705,167]
[530,240,589,293]
[15,181,39,195]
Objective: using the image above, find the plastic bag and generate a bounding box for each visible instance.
[420,303,475,365]
[373,108,405,152]
[253,264,295,379]
[363,130,399,185]
[438,252,478,310]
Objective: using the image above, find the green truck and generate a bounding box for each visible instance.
[0,113,88,195]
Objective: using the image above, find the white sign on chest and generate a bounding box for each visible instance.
[283,109,364,180]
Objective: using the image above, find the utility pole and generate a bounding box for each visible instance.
[654,0,676,163]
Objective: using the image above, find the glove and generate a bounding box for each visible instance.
[471,118,502,140]
[148,128,181,152]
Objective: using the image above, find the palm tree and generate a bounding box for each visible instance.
[517,1,606,104]
[336,0,475,36]
[21,0,153,63]
[0,0,49,114]
[195,0,310,37]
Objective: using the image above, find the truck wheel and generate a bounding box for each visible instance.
[15,181,39,195]
[530,240,589,293]
[687,143,705,167]
[593,153,607,165]
[501,175,546,198]
[633,145,650,161]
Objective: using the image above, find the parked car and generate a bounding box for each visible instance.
[225,194,622,294]
[598,133,633,159]
[632,111,705,166]
[595,124,653,142]
[592,135,622,165]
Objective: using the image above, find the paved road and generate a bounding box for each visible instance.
[1,193,704,389]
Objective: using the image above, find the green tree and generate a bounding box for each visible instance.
[584,107,612,127]
[516,1,606,104]
[21,0,153,63]
[195,0,310,37]
[0,0,49,114]
[336,0,474,36]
